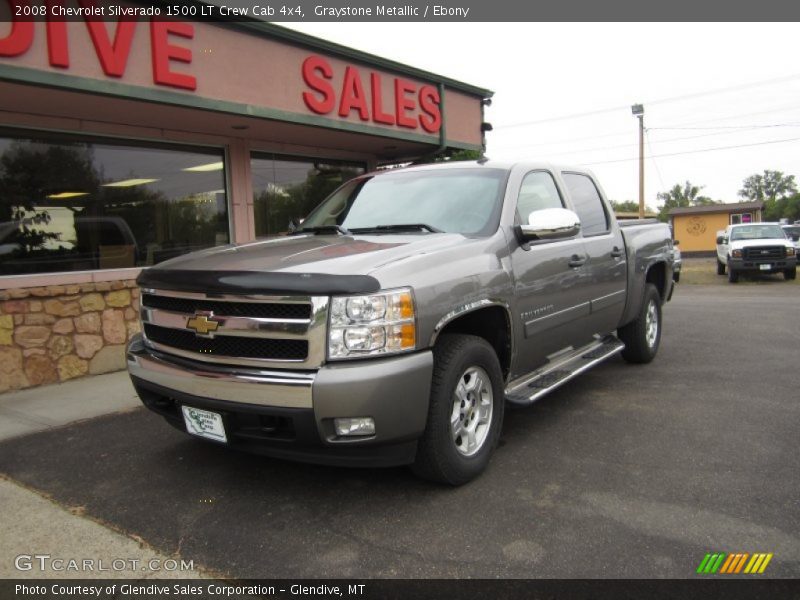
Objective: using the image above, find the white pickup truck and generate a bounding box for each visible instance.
[716,223,797,283]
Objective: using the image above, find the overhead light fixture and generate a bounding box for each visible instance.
[183,161,224,172]
[102,178,159,188]
[46,192,89,199]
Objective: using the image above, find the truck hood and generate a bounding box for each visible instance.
[138,233,484,295]
[729,238,793,251]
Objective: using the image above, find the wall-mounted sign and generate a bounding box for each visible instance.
[301,55,442,133]
[0,7,196,90]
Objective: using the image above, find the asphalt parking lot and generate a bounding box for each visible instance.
[0,283,798,579]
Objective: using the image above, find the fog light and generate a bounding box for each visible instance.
[334,417,375,437]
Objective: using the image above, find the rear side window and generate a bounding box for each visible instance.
[562,173,609,236]
[516,171,563,224]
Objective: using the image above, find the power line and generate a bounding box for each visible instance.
[644,129,666,193]
[579,136,800,166]
[650,122,800,131]
[491,104,800,151]
[492,72,800,130]
[496,123,798,158]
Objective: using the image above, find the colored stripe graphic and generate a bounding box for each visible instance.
[758,554,773,573]
[701,552,773,574]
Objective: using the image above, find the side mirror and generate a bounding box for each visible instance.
[716,236,725,245]
[518,208,581,242]
[287,218,301,233]
[673,239,680,245]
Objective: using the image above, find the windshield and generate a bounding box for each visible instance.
[299,168,507,236]
[729,224,786,241]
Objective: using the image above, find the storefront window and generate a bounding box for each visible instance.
[0,132,229,276]
[251,154,365,237]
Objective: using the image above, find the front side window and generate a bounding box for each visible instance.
[251,155,365,237]
[0,133,229,276]
[515,171,563,224]
[300,168,507,236]
[562,172,610,236]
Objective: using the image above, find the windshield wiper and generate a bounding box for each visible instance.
[350,223,444,234]
[290,225,351,236]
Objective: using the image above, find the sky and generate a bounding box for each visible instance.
[283,22,800,209]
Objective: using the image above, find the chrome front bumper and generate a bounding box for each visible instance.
[126,334,315,409]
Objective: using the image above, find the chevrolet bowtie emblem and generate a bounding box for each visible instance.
[186,314,220,336]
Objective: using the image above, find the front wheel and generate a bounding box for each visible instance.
[785,267,797,280]
[717,260,726,275]
[618,283,662,364]
[728,266,739,283]
[412,334,505,485]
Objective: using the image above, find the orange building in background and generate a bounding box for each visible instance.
[669,202,764,254]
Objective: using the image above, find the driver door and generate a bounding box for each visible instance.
[509,170,590,378]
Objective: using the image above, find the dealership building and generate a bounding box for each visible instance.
[0,8,491,391]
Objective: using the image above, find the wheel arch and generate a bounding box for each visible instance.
[430,301,513,380]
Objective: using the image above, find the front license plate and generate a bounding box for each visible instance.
[759,264,772,271]
[182,406,227,443]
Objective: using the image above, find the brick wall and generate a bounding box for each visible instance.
[0,281,140,393]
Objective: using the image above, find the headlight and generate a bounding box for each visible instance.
[328,288,416,359]
[787,247,796,256]
[731,249,743,258]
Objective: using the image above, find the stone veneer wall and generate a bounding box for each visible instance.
[0,280,140,393]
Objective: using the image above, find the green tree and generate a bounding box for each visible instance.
[610,200,641,213]
[738,170,797,221]
[656,181,716,222]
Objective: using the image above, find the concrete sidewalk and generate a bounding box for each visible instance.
[0,371,140,442]
[0,372,197,579]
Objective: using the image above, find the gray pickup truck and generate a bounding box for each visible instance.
[127,161,675,484]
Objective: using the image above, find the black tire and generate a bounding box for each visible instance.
[673,271,680,283]
[785,267,797,280]
[618,283,662,364]
[412,334,505,485]
[717,260,726,275]
[728,266,739,283]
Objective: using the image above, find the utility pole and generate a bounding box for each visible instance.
[631,104,645,218]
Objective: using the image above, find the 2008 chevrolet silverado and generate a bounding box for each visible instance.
[127,161,675,484]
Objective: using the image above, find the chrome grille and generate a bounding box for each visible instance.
[143,324,308,360]
[141,294,311,320]
[140,289,328,369]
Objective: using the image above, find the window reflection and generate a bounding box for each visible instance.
[251,154,365,237]
[0,133,229,275]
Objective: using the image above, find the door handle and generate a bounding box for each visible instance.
[611,246,623,258]
[568,255,586,268]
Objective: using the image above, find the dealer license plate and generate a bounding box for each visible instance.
[759,264,772,271]
[182,406,227,443]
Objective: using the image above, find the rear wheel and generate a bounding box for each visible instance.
[785,267,797,280]
[618,283,662,364]
[412,334,505,485]
[717,260,726,275]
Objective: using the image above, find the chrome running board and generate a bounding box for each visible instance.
[504,335,624,406]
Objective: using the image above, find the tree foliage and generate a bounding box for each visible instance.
[656,181,717,222]
[610,200,640,213]
[738,170,798,221]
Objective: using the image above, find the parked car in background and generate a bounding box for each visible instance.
[716,223,797,282]
[783,224,800,253]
